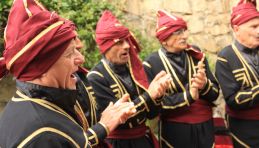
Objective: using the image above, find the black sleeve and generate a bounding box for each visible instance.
[199,58,220,102]
[87,72,161,122]
[86,122,108,146]
[25,126,107,148]
[161,89,195,110]
[25,132,91,148]
[216,55,259,110]
[143,60,194,110]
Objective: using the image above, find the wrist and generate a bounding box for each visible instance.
[190,88,199,100]
[98,121,110,135]
[201,78,208,90]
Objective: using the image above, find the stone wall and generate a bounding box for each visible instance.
[109,0,240,50]
[106,0,256,63]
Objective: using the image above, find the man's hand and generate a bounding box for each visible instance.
[190,79,199,100]
[193,55,207,90]
[99,94,136,133]
[190,54,207,100]
[148,70,172,100]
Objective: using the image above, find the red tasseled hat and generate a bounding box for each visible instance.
[156,10,187,42]
[156,10,204,60]
[0,0,76,81]
[231,0,259,27]
[95,10,149,89]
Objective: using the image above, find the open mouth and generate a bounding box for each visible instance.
[121,52,129,57]
[70,73,78,82]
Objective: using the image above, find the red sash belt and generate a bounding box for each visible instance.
[227,104,259,120]
[107,124,147,139]
[163,99,212,124]
[107,124,159,148]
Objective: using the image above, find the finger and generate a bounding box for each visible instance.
[153,70,167,82]
[194,76,206,84]
[102,102,114,113]
[200,53,205,63]
[164,73,172,81]
[197,68,206,74]
[195,72,206,80]
[119,118,124,124]
[160,74,172,84]
[191,81,200,88]
[107,102,114,108]
[115,94,130,106]
[124,105,136,115]
[115,102,134,111]
[118,102,136,114]
[192,77,205,88]
[192,73,197,78]
[156,80,166,90]
[118,106,136,122]
[197,54,205,68]
[191,78,199,88]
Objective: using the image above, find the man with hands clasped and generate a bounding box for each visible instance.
[144,10,219,148]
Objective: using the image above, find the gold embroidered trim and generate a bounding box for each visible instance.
[139,95,150,112]
[232,44,259,85]
[217,57,228,63]
[159,49,190,107]
[88,128,99,146]
[18,127,80,148]
[229,132,250,148]
[201,80,212,96]
[99,122,110,135]
[233,68,245,74]
[161,137,174,148]
[82,82,97,126]
[143,61,152,68]
[87,71,104,78]
[23,0,32,17]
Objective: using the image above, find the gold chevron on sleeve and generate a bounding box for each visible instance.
[217,57,228,63]
[88,128,99,146]
[18,127,80,148]
[233,69,250,88]
[143,61,152,68]
[235,91,253,104]
[87,71,104,78]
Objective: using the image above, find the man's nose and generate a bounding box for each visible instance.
[75,37,83,49]
[75,51,85,65]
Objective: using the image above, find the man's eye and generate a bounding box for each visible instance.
[116,40,124,45]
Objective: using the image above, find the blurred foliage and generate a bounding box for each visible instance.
[0,0,158,69]
[0,0,13,57]
[129,28,160,60]
[40,0,122,69]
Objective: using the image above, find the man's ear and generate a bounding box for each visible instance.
[233,25,239,34]
[162,42,167,46]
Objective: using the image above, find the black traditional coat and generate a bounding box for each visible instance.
[87,59,161,148]
[0,76,107,148]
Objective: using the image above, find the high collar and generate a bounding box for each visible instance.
[103,57,128,75]
[234,40,259,54]
[161,46,184,57]
[16,80,78,112]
